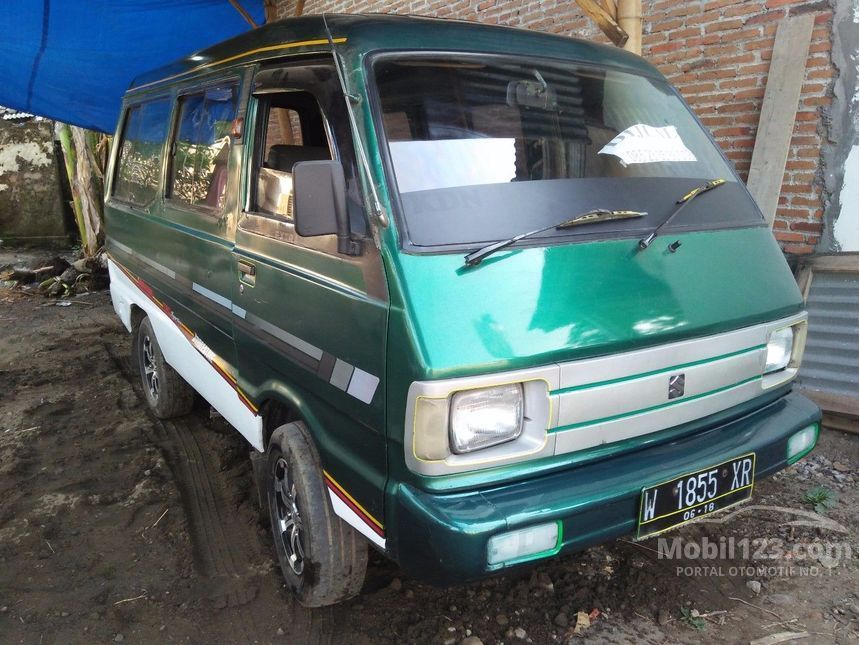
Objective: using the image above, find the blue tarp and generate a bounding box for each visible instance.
[0,1,265,133]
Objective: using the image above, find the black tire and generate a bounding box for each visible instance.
[135,316,195,419]
[266,421,367,607]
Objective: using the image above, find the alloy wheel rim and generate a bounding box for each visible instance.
[273,456,305,575]
[142,335,159,401]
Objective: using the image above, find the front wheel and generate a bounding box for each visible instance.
[266,421,367,607]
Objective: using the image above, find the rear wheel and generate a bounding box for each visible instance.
[134,316,195,419]
[266,421,367,607]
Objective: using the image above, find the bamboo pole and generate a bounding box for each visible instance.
[617,0,642,55]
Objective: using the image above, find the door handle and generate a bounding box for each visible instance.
[238,260,256,287]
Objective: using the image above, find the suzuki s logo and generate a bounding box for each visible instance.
[668,373,685,400]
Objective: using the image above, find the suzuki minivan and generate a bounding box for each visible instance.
[105,14,821,606]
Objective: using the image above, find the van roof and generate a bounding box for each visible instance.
[129,13,662,93]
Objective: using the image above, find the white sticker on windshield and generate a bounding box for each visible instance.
[598,124,696,167]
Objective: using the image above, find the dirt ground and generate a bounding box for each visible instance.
[0,262,858,644]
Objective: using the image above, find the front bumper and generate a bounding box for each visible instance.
[386,391,821,584]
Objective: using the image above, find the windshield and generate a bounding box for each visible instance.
[372,55,763,249]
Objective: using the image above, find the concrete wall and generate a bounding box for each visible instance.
[820,0,858,253]
[272,0,847,256]
[834,144,858,251]
[0,118,69,247]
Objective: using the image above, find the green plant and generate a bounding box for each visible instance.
[680,607,706,631]
[803,486,838,514]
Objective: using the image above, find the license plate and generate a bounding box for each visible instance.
[637,453,756,539]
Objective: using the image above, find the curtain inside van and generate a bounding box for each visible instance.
[0,0,264,133]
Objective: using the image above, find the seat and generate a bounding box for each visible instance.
[203,162,228,208]
[265,144,330,172]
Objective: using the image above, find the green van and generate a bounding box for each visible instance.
[105,14,821,606]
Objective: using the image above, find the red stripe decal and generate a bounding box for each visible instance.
[325,479,385,537]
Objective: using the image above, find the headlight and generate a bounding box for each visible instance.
[449,383,524,454]
[765,327,794,374]
[407,376,552,474]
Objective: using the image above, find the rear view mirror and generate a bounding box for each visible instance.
[506,79,557,111]
[292,159,347,237]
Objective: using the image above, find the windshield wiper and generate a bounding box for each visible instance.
[638,178,727,251]
[464,209,646,267]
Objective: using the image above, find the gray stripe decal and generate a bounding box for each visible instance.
[347,368,380,404]
[330,359,354,391]
[238,318,320,371]
[111,239,176,279]
[317,353,336,381]
[231,304,247,319]
[112,239,133,255]
[245,312,324,361]
[140,255,176,279]
[192,282,232,310]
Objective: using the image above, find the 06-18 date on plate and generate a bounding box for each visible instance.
[637,454,756,539]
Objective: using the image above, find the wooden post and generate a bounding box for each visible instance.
[227,0,259,28]
[600,0,616,19]
[263,0,277,22]
[575,0,628,47]
[262,0,301,21]
[746,14,816,227]
[617,0,641,55]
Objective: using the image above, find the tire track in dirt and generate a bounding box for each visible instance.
[102,340,339,644]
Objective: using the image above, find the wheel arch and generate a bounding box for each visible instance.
[259,396,301,450]
[129,304,146,368]
[130,303,146,331]
[256,384,325,453]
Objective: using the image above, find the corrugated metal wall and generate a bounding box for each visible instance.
[797,271,859,397]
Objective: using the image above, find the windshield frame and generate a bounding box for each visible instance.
[365,49,764,255]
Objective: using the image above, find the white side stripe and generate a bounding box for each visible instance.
[108,259,264,451]
[327,490,386,549]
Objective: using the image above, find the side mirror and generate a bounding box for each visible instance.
[293,159,346,235]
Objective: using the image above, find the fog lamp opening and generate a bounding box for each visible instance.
[487,521,561,566]
[787,423,818,464]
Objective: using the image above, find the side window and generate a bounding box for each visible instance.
[169,85,238,211]
[113,99,171,207]
[252,91,332,219]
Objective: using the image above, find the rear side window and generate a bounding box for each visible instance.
[113,99,171,207]
[169,85,238,211]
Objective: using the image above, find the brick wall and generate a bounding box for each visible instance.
[272,0,838,254]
